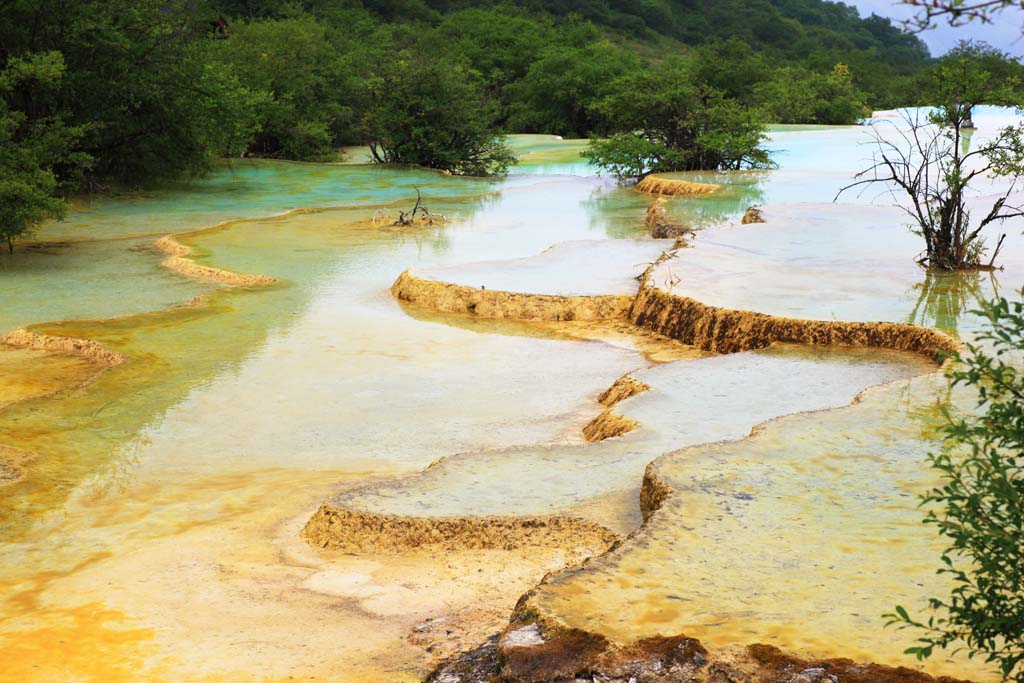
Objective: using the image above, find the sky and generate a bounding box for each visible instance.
[850,0,1024,56]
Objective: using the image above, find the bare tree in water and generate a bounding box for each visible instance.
[838,105,1024,270]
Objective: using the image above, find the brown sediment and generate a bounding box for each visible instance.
[0,445,36,488]
[301,504,619,554]
[581,409,639,442]
[741,205,765,224]
[597,374,650,407]
[742,643,976,683]
[426,623,977,683]
[391,271,633,322]
[0,329,126,366]
[155,235,276,287]
[635,175,720,197]
[629,283,960,361]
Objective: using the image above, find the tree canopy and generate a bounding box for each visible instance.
[362,56,516,175]
[0,0,1019,249]
[584,60,773,179]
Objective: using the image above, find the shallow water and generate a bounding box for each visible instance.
[0,238,212,333]
[648,200,1023,337]
[0,113,1019,682]
[334,344,932,533]
[533,374,996,680]
[410,238,668,296]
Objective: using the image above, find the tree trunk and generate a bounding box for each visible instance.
[963,104,975,130]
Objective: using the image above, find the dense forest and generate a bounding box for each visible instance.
[2,0,1024,245]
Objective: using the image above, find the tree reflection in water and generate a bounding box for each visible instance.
[908,267,1002,336]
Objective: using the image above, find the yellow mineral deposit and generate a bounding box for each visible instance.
[155,234,277,287]
[391,271,634,322]
[596,373,650,407]
[629,282,961,359]
[635,174,721,196]
[580,408,640,441]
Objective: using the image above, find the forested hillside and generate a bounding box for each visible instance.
[2,0,1021,245]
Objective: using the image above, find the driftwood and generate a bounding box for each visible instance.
[392,189,447,227]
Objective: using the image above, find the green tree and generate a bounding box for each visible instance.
[210,11,362,159]
[1,0,267,186]
[0,53,80,253]
[504,22,638,137]
[583,60,773,180]
[886,295,1024,681]
[922,41,1024,128]
[691,37,772,103]
[754,63,869,125]
[438,7,556,106]
[361,56,516,176]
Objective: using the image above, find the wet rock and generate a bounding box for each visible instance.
[582,409,640,442]
[425,635,500,683]
[651,222,694,240]
[785,667,837,683]
[502,623,546,649]
[740,206,765,224]
[392,271,634,323]
[645,198,695,240]
[301,503,618,553]
[426,633,981,683]
[597,374,650,408]
[629,282,959,360]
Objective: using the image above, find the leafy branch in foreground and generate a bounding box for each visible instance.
[885,295,1024,681]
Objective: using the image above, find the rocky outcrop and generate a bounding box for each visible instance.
[425,623,977,683]
[301,504,618,554]
[392,271,634,322]
[629,283,959,361]
[639,462,673,522]
[635,175,721,197]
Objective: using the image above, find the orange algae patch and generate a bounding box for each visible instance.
[0,347,98,410]
[635,175,720,196]
[0,602,161,683]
